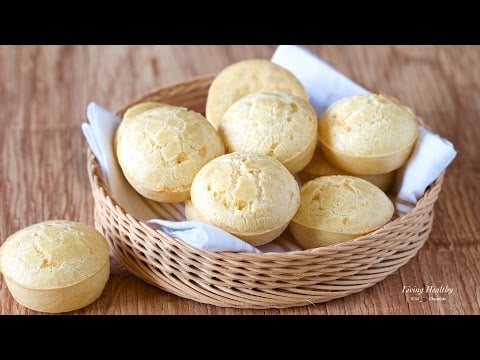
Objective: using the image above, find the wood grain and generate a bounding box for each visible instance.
[0,45,479,315]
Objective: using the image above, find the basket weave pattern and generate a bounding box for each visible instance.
[88,75,444,309]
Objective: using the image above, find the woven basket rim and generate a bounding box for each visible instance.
[115,74,216,116]
[88,152,443,260]
[86,74,444,260]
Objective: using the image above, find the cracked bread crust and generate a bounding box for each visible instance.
[219,92,317,174]
[318,94,418,174]
[206,59,308,129]
[0,220,110,313]
[0,220,109,289]
[115,101,167,149]
[190,152,300,244]
[116,104,225,202]
[290,176,394,249]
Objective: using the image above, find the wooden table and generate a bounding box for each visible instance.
[1,45,479,315]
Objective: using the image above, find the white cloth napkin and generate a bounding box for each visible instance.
[391,127,457,214]
[82,45,456,253]
[271,45,369,114]
[273,45,456,215]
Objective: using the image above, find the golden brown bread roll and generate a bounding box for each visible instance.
[190,152,300,246]
[0,220,110,313]
[206,59,308,129]
[318,94,418,174]
[290,176,394,249]
[219,92,317,174]
[116,104,225,202]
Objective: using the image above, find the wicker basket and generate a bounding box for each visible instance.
[87,75,444,309]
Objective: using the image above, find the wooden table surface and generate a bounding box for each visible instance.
[1,45,479,315]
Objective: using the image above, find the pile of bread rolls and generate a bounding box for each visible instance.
[115,59,419,249]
